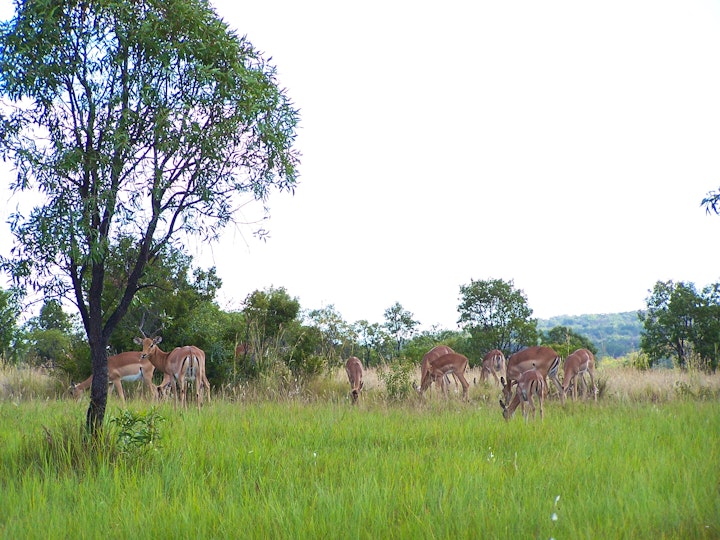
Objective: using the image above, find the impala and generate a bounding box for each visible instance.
[499,363,547,421]
[415,352,470,400]
[420,345,456,392]
[501,345,564,405]
[345,356,364,404]
[70,351,157,404]
[480,349,506,386]
[562,348,598,401]
[134,336,211,410]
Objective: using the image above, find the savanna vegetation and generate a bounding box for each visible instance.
[1,361,719,539]
[1,1,719,536]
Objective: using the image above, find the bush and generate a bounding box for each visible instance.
[377,360,414,401]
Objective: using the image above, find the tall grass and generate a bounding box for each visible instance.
[1,394,718,539]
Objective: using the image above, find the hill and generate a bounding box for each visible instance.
[537,311,643,358]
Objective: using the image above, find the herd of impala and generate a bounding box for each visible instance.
[347,344,598,421]
[71,333,210,411]
[70,334,597,420]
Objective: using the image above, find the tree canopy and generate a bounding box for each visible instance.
[640,280,720,370]
[457,278,538,359]
[0,0,300,432]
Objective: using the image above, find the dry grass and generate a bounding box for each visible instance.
[599,365,720,402]
[3,360,720,404]
[333,363,720,403]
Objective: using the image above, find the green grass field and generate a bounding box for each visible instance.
[0,366,719,539]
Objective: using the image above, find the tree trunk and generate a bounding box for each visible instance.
[85,327,109,436]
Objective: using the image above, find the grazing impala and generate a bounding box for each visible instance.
[480,349,506,386]
[71,351,157,404]
[416,352,470,400]
[345,356,364,404]
[499,364,547,421]
[134,336,210,410]
[501,345,564,405]
[420,345,456,392]
[562,348,598,401]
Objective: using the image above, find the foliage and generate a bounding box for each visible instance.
[353,319,393,367]
[306,304,356,367]
[639,280,720,370]
[377,360,414,401]
[457,278,538,357]
[0,0,300,431]
[537,312,642,358]
[540,325,597,358]
[108,408,165,457]
[0,287,23,363]
[701,186,720,215]
[383,302,419,354]
[10,407,164,477]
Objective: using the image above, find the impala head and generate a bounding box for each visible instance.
[134,335,162,359]
[500,376,513,403]
[351,381,364,404]
[499,398,512,420]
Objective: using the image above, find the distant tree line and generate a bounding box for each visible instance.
[537,312,642,358]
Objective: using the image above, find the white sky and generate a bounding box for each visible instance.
[2,0,720,330]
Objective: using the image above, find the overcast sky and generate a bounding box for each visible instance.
[2,0,720,330]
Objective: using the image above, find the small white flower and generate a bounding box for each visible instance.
[313,452,317,458]
[555,495,560,506]
[551,513,558,522]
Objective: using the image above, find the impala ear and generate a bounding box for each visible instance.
[500,377,506,386]
[154,336,163,344]
[133,337,142,345]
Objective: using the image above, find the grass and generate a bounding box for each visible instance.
[0,363,719,539]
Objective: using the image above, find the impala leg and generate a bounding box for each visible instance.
[203,374,211,403]
[588,370,598,401]
[458,373,470,401]
[550,373,565,405]
[111,379,127,406]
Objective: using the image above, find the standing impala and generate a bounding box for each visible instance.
[134,336,210,410]
[345,356,364,404]
[562,348,598,401]
[71,351,159,404]
[480,349,506,386]
[499,363,547,421]
[420,345,456,392]
[501,345,564,405]
[415,352,470,400]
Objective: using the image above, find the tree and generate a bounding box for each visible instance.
[0,0,299,434]
[457,278,538,359]
[693,283,720,371]
[23,298,77,368]
[0,287,22,363]
[640,280,720,370]
[702,187,720,215]
[26,299,73,334]
[107,238,222,354]
[242,287,300,374]
[383,302,419,355]
[353,320,391,366]
[306,304,354,367]
[541,325,597,358]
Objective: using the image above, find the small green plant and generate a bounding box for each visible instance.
[674,380,695,399]
[108,407,165,456]
[377,360,413,401]
[627,351,651,370]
